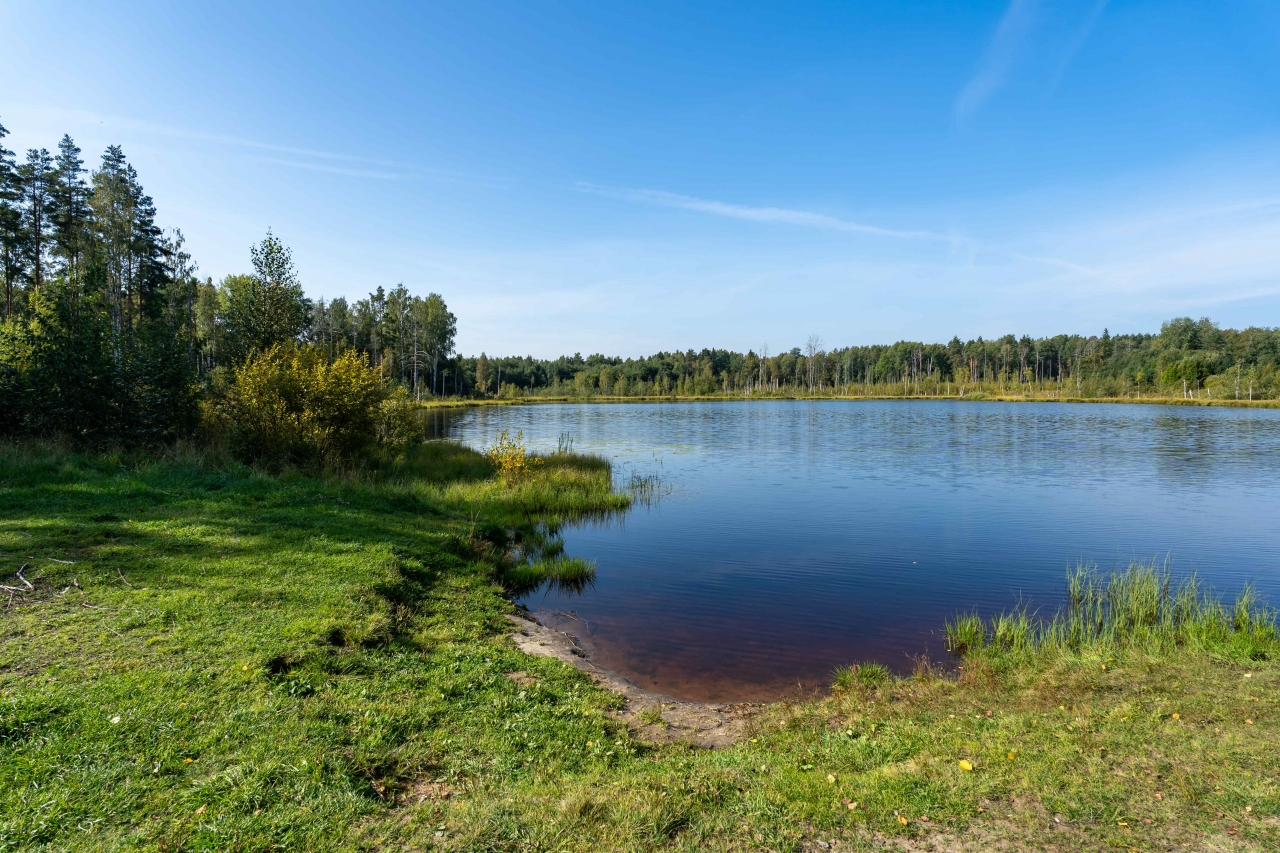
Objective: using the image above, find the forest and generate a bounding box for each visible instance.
[0,119,455,453]
[468,318,1280,402]
[4,118,1278,455]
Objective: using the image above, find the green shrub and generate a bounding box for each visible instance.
[485,429,542,484]
[213,343,416,464]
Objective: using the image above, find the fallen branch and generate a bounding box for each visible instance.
[115,567,134,588]
[46,558,75,565]
[16,565,34,590]
[0,585,27,593]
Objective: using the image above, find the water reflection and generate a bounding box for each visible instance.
[434,401,1280,702]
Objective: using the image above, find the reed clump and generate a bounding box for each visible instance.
[503,555,597,592]
[832,661,890,691]
[947,561,1279,663]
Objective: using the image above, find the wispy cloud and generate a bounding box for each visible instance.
[1052,0,1110,88]
[577,183,947,240]
[250,156,417,181]
[28,107,407,168]
[16,106,506,184]
[954,0,1038,120]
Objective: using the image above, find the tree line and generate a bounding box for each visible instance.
[465,319,1280,402]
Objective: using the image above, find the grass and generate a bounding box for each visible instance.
[832,663,890,692]
[2,443,1279,851]
[946,562,1279,663]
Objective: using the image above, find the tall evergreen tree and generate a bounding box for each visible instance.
[126,162,166,320]
[51,135,89,285]
[219,231,310,363]
[0,120,24,318]
[18,148,55,295]
[91,145,137,336]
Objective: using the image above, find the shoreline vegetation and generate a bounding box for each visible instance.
[419,391,1280,410]
[4,441,1278,852]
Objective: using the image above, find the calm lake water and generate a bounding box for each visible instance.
[430,401,1280,702]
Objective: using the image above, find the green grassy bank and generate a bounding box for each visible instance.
[2,443,1278,852]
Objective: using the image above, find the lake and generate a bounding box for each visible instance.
[430,400,1280,702]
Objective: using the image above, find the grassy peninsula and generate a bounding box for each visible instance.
[2,441,1278,853]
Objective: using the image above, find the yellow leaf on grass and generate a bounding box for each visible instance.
[959,759,974,772]
[897,815,908,825]
[1007,751,1016,760]
[1172,713,1180,720]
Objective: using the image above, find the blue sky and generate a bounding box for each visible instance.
[3,1,1279,357]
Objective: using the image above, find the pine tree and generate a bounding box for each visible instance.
[51,135,89,285]
[18,148,55,295]
[91,145,136,336]
[0,120,24,318]
[125,162,166,321]
[219,231,310,363]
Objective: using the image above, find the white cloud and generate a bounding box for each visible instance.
[577,183,947,241]
[249,156,417,181]
[954,0,1038,120]
[1052,0,1111,88]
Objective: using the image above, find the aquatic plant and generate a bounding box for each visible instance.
[623,471,669,507]
[503,555,596,593]
[947,561,1280,662]
[945,613,985,656]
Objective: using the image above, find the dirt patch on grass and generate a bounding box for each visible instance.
[506,612,760,748]
[408,780,458,804]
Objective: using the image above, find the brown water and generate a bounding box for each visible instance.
[436,400,1280,702]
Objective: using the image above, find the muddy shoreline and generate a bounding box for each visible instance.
[506,611,760,748]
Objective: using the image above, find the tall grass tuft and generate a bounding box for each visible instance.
[623,471,670,507]
[947,561,1279,663]
[503,556,596,593]
[832,661,890,691]
[946,613,986,656]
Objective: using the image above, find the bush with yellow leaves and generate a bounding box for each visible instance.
[214,343,418,464]
[484,429,542,484]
